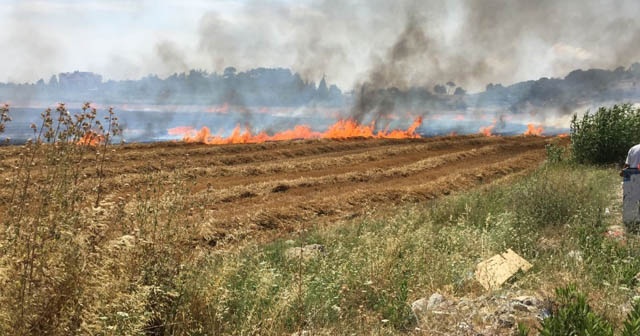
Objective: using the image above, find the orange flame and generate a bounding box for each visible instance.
[167,126,196,136]
[557,133,569,138]
[77,131,105,146]
[479,124,495,137]
[524,124,544,136]
[175,117,423,145]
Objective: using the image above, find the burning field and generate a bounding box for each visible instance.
[0,134,553,247]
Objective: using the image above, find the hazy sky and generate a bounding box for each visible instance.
[2,0,640,92]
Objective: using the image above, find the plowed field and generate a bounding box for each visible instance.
[0,135,553,248]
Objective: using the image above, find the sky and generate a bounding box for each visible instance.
[2,0,640,92]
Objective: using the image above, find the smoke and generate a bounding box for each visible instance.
[1,0,640,132]
[2,0,640,91]
[155,41,189,74]
[350,14,434,122]
[189,0,640,124]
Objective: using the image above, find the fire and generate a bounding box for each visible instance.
[524,123,544,136]
[557,133,569,138]
[77,131,105,146]
[479,124,495,137]
[167,126,196,136]
[175,117,423,145]
[323,119,376,138]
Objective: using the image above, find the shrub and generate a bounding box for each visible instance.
[570,104,640,165]
[539,285,614,336]
[621,299,640,336]
[545,142,566,164]
[537,286,640,336]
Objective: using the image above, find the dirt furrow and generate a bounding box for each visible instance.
[0,135,552,250]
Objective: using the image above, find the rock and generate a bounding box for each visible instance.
[411,298,429,320]
[512,302,531,312]
[513,295,538,307]
[538,307,552,320]
[496,314,516,328]
[411,293,447,321]
[284,244,325,261]
[411,292,546,335]
[427,293,445,310]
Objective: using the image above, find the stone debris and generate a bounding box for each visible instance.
[284,244,325,261]
[411,293,447,322]
[413,291,546,335]
[475,249,532,290]
[427,293,446,310]
[411,297,429,321]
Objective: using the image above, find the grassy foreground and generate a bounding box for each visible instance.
[166,162,630,335]
[0,135,637,335]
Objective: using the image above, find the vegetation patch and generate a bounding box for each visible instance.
[571,103,640,165]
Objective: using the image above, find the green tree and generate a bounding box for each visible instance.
[570,104,640,164]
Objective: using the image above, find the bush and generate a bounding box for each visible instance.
[570,104,640,165]
[545,142,566,164]
[539,285,614,336]
[538,285,640,336]
[621,299,640,336]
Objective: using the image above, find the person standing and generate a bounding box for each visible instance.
[622,144,640,224]
[621,143,640,180]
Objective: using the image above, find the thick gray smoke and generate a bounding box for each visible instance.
[3,0,640,93]
[2,0,640,137]
[350,14,433,122]
[192,0,640,92]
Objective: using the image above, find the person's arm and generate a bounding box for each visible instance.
[622,147,634,176]
[621,163,630,177]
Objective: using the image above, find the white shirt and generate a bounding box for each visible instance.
[626,144,640,169]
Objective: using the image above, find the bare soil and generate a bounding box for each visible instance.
[0,135,555,248]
